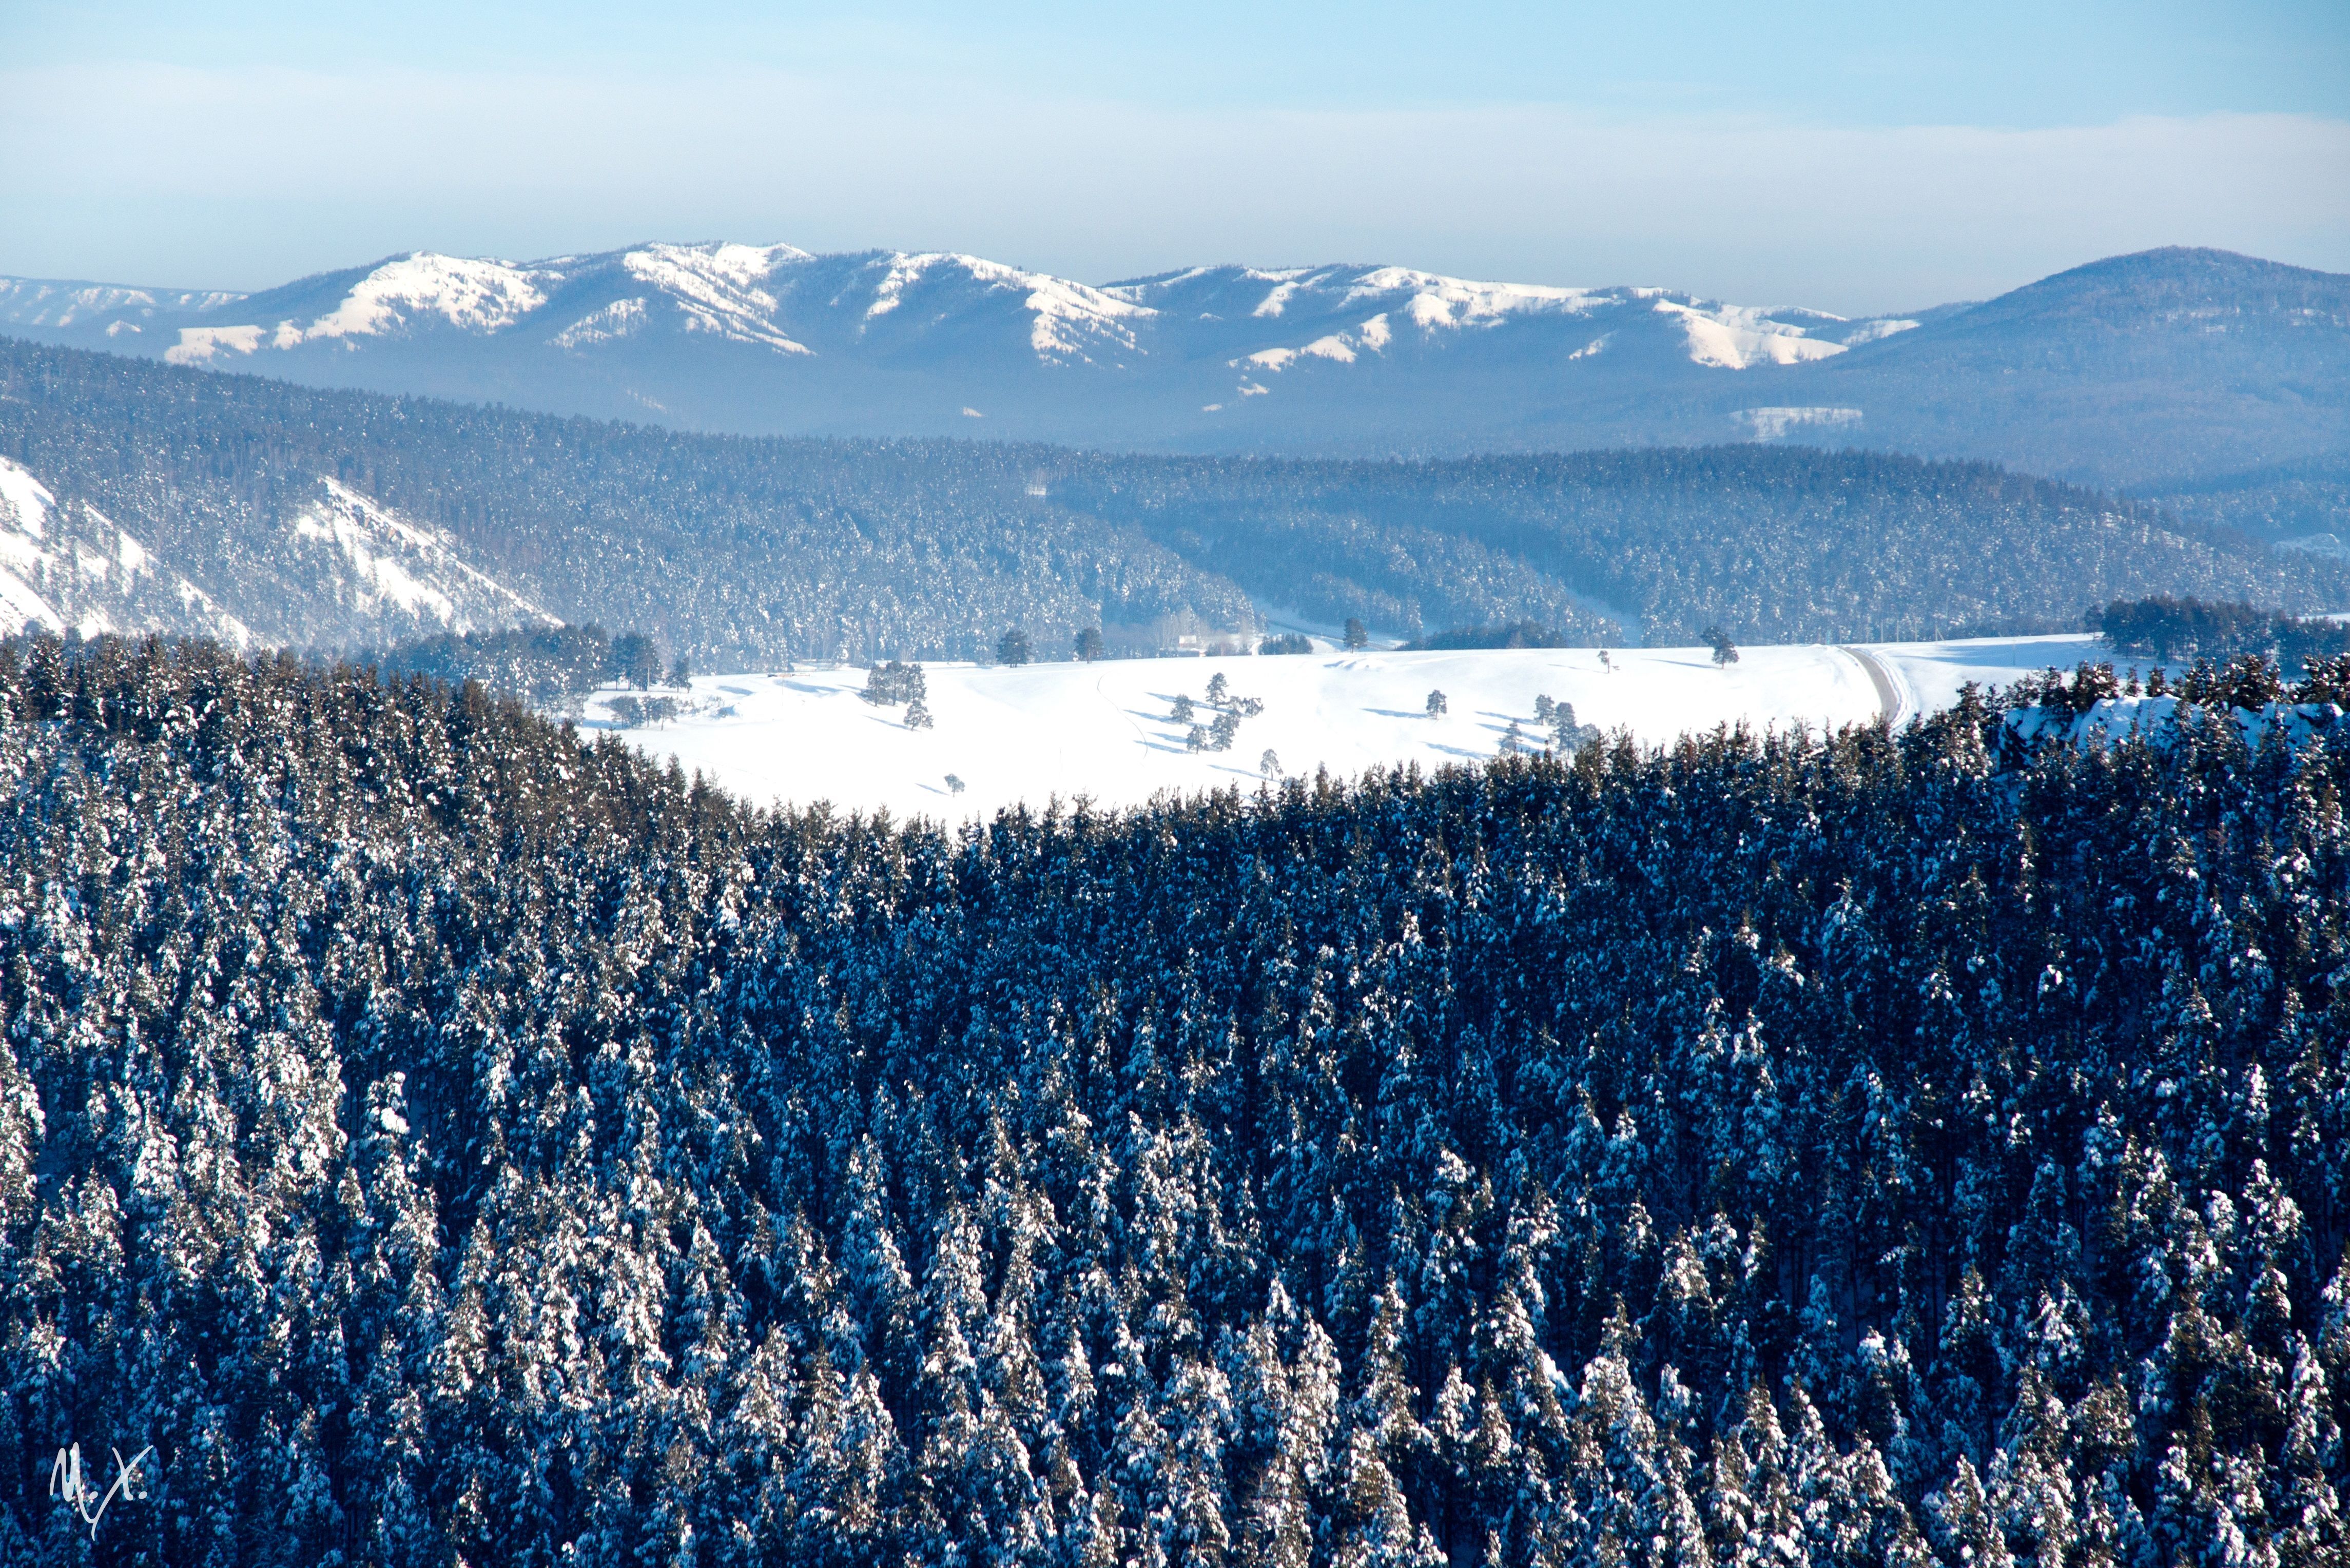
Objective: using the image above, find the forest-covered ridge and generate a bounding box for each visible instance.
[4,334,2339,669]
[1,630,2344,1563]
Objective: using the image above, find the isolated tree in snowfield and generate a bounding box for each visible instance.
[997,628,1032,666]
[1426,689,1448,717]
[1704,625,1739,665]
[944,772,965,793]
[668,653,692,687]
[1260,748,1280,777]
[1172,694,1195,723]
[1076,626,1104,662]
[1599,649,1613,672]
[611,632,662,689]
[1550,700,1583,750]
[1344,617,1369,650]
[1534,694,1556,725]
[904,699,933,729]
[862,660,926,705]
[1210,711,1240,751]
[1502,720,1523,753]
[1206,672,1230,706]
[1185,724,1206,753]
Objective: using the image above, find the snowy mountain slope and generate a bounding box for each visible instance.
[0,277,246,342]
[1796,248,2350,485]
[10,243,2336,485]
[283,478,556,634]
[0,457,253,642]
[0,240,1942,450]
[0,453,550,648]
[603,633,2108,821]
[4,243,1871,379]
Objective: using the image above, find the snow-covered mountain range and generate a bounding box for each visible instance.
[23,240,2343,487]
[0,241,1905,381]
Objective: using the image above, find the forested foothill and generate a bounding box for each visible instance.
[2137,455,2350,553]
[2,631,2346,1564]
[6,336,2340,670]
[1047,444,2349,648]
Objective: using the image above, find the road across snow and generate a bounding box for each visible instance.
[1839,645,1907,723]
[601,633,2113,820]
[1871,632,2112,713]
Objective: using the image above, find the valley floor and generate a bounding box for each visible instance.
[599,634,2109,819]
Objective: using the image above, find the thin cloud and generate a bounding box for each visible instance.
[3,62,2343,311]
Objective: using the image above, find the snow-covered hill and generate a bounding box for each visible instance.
[8,243,2338,484]
[599,634,2106,820]
[0,456,548,646]
[1,458,252,643]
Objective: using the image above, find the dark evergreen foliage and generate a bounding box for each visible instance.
[2137,454,2350,547]
[355,622,628,705]
[1055,444,2350,644]
[2,634,2346,1564]
[2093,594,2350,670]
[1404,622,1576,651]
[863,661,928,707]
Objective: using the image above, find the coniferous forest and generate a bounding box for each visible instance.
[7,336,2342,665]
[3,633,2346,1564]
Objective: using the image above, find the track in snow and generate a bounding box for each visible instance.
[1840,646,1906,724]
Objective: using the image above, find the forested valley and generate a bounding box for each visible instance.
[6,337,2339,667]
[3,632,2345,1564]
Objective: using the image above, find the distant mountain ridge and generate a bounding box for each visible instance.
[0,242,1904,377]
[10,241,2340,487]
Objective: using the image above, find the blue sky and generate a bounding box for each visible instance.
[3,1,2344,311]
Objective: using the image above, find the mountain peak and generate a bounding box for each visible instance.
[3,242,2338,484]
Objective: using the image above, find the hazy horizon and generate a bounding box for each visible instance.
[4,1,2345,316]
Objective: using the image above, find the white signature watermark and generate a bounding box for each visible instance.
[51,1441,153,1539]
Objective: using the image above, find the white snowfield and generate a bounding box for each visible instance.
[603,634,2111,821]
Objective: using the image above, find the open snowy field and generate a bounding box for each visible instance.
[1872,631,2115,716]
[598,633,2111,820]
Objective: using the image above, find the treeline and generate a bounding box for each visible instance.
[2091,593,2350,667]
[352,623,685,707]
[2,632,2345,1564]
[6,336,2341,664]
[1403,620,1582,651]
[1997,652,2350,717]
